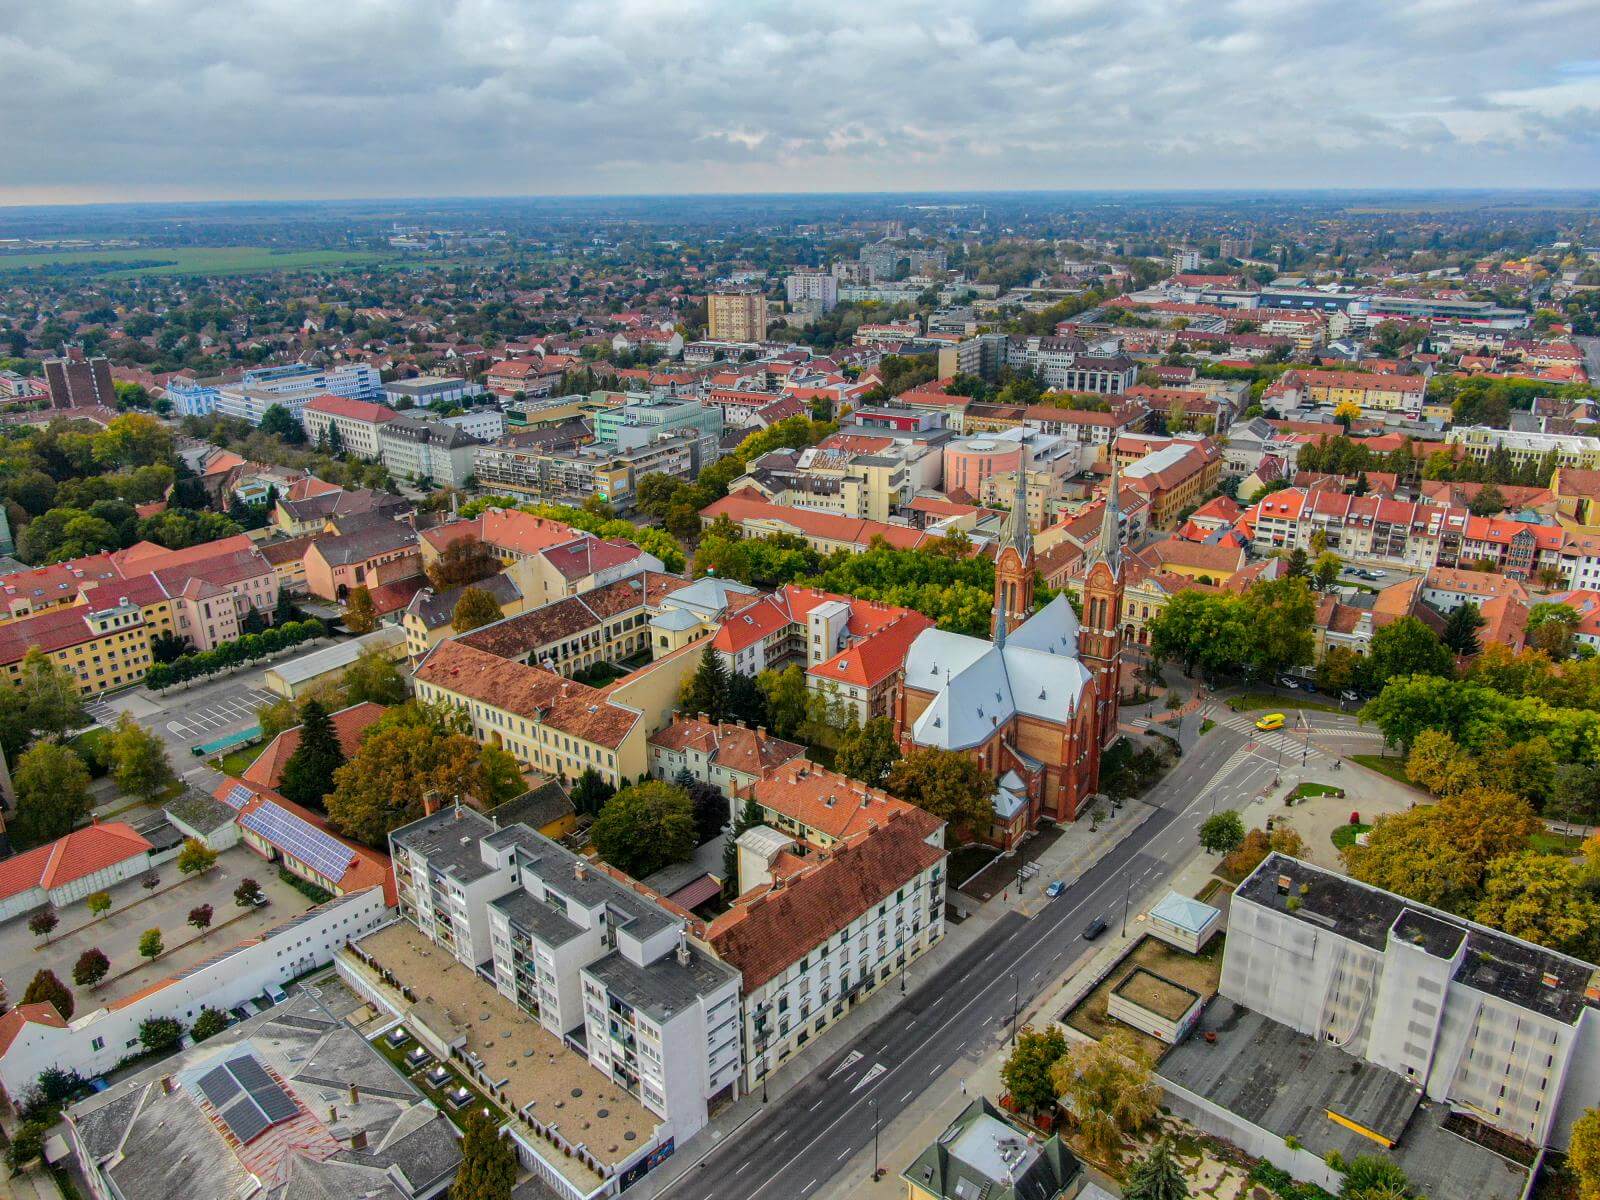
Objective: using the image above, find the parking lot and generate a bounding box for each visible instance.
[0,845,312,1018]
[160,684,279,742]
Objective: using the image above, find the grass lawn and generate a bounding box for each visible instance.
[1228,691,1345,714]
[572,660,628,688]
[370,1031,499,1133]
[1290,781,1346,802]
[1331,823,1371,852]
[1350,753,1414,786]
[1199,718,1216,735]
[212,742,266,776]
[1531,831,1585,856]
[70,727,112,775]
[0,246,396,278]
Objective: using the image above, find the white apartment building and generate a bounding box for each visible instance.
[389,806,742,1142]
[379,414,485,487]
[302,393,396,458]
[785,271,839,312]
[215,363,384,427]
[1447,425,1600,471]
[1225,853,1600,1150]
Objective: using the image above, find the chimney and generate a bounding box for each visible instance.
[349,1083,359,1105]
[423,791,440,817]
[574,860,588,881]
[328,1106,338,1122]
[676,937,690,967]
[160,1075,175,1095]
[350,1130,368,1151]
[756,726,766,737]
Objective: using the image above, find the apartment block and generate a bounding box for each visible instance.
[302,392,396,458]
[378,413,485,487]
[1224,853,1600,1149]
[784,271,839,312]
[475,430,698,509]
[1447,425,1600,472]
[389,806,742,1140]
[215,363,383,426]
[707,291,767,342]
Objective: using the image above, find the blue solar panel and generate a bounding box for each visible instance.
[196,1064,240,1108]
[222,783,253,810]
[240,802,354,883]
[220,1094,270,1144]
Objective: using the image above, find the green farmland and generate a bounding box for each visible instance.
[0,246,396,278]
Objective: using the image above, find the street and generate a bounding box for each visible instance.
[660,723,1270,1200]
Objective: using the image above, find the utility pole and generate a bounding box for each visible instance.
[1121,880,1133,938]
[870,1097,881,1181]
[1009,973,1020,1046]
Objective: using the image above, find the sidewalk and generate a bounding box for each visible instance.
[631,798,1154,1200]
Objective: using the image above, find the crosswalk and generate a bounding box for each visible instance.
[82,696,118,727]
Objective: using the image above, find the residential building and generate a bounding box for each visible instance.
[382,374,484,407]
[1222,853,1600,1151]
[401,572,528,659]
[43,346,116,409]
[474,430,699,509]
[904,1098,1097,1200]
[592,394,723,472]
[303,520,421,602]
[698,493,946,554]
[214,363,383,426]
[1447,426,1600,471]
[213,776,394,903]
[378,413,485,487]
[784,271,839,312]
[707,291,767,342]
[302,392,396,458]
[387,805,742,1143]
[647,717,806,799]
[895,466,1124,843]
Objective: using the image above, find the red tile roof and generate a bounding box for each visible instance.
[304,393,397,424]
[0,1003,70,1053]
[243,701,388,791]
[700,494,944,552]
[0,822,153,901]
[648,717,806,779]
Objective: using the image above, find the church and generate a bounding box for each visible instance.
[893,461,1126,847]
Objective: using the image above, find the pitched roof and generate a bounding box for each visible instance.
[243,702,388,791]
[0,822,154,901]
[648,718,806,779]
[304,393,397,424]
[0,1003,70,1054]
[701,493,942,552]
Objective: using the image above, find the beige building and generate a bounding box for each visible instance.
[707,291,767,342]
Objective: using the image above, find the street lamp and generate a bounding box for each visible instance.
[1120,880,1133,938]
[870,1098,881,1182]
[1009,973,1020,1046]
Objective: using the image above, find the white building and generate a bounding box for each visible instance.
[0,822,155,924]
[214,363,383,427]
[785,271,839,312]
[378,414,485,487]
[382,374,485,408]
[302,393,396,458]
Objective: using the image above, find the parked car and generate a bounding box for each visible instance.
[1340,690,1362,703]
[1045,880,1065,898]
[1276,675,1299,689]
[1082,917,1108,940]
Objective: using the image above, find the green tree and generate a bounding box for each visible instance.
[327,723,493,846]
[999,1024,1067,1117]
[192,1006,230,1042]
[680,647,731,722]
[258,404,305,444]
[1569,1107,1600,1200]
[452,1105,518,1200]
[1527,603,1580,659]
[234,877,264,907]
[258,695,300,740]
[176,838,219,876]
[1199,810,1245,855]
[426,537,501,591]
[1050,1030,1160,1163]
[885,748,994,841]
[279,699,346,809]
[1313,551,1342,591]
[86,890,111,918]
[452,586,504,633]
[0,648,88,757]
[1404,729,1481,797]
[138,928,163,960]
[570,766,616,817]
[756,665,810,740]
[590,782,696,878]
[480,744,526,806]
[138,1016,183,1052]
[1442,601,1485,656]
[1124,1139,1190,1200]
[12,740,92,848]
[834,717,901,788]
[21,969,73,1020]
[341,647,407,705]
[343,585,379,633]
[1475,853,1600,959]
[104,712,176,802]
[1361,617,1454,691]
[72,948,109,988]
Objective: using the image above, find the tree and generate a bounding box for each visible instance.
[1404,729,1480,797]
[1198,810,1245,855]
[886,749,994,840]
[21,969,73,1020]
[1475,854,1600,959]
[0,648,87,756]
[177,838,219,876]
[1339,1156,1415,1200]
[453,1105,518,1200]
[188,903,214,932]
[590,782,696,878]
[104,711,177,802]
[86,890,111,918]
[452,586,504,633]
[1360,617,1453,691]
[326,723,495,846]
[138,1016,183,1053]
[680,647,732,723]
[1124,1139,1190,1200]
[279,699,346,809]
[480,744,526,806]
[427,537,501,591]
[570,766,615,817]
[258,695,300,740]
[1469,482,1507,517]
[72,948,109,988]
[834,717,901,788]
[1050,1030,1160,1163]
[686,779,728,845]
[1317,646,1361,694]
[27,909,58,943]
[138,928,164,960]
[343,585,379,633]
[1313,551,1342,592]
[1221,825,1307,882]
[258,403,305,444]
[757,665,810,740]
[342,647,407,705]
[1442,602,1485,657]
[1333,400,1361,430]
[999,1024,1067,1117]
[11,740,92,848]
[234,877,264,907]
[1527,603,1580,659]
[1569,1107,1600,1200]
[192,1006,230,1042]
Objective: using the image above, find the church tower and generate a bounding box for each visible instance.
[992,455,1034,642]
[1079,455,1126,750]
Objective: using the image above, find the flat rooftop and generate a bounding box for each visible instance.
[351,922,655,1188]
[1239,854,1600,1024]
[1160,1003,1527,1200]
[1112,967,1201,1022]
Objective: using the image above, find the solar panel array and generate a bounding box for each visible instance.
[240,801,354,883]
[222,782,254,810]
[199,1054,301,1145]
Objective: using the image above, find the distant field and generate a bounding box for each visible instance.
[0,246,395,277]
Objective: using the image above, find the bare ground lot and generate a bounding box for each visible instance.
[1062,934,1224,1062]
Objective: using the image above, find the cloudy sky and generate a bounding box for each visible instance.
[4,0,1599,205]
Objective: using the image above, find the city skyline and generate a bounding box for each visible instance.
[5,0,1600,205]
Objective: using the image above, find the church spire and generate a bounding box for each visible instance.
[1095,452,1123,578]
[1003,448,1032,562]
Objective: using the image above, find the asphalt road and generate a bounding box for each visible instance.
[663,724,1266,1200]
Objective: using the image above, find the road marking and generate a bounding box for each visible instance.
[829,1051,863,1079]
[837,1148,852,1162]
[900,1090,913,1103]
[800,1180,816,1195]
[850,1064,885,1094]
[735,1161,751,1175]
[809,1097,827,1112]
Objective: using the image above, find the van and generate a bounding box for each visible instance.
[1255,713,1285,732]
[266,984,288,1006]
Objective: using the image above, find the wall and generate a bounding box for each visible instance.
[0,888,388,1098]
[1160,1080,1345,1194]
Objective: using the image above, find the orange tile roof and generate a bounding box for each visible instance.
[748,763,924,842]
[0,822,153,901]
[0,1003,70,1053]
[243,701,388,791]
[648,718,806,779]
[304,393,396,424]
[700,494,943,552]
[479,508,583,557]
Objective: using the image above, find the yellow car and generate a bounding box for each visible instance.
[1255,713,1286,732]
